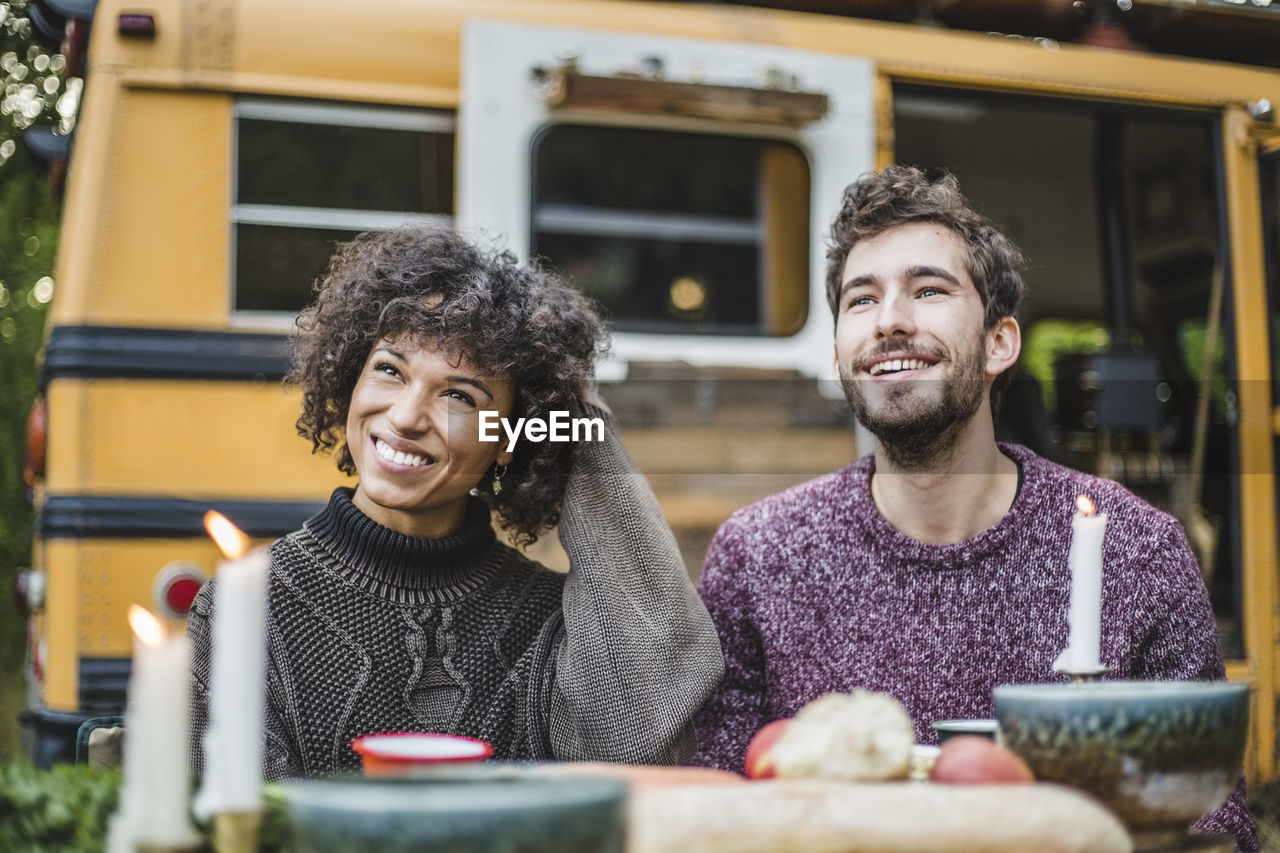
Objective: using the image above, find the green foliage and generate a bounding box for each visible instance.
[0,0,68,761]
[1021,319,1111,415]
[1,1,78,140]
[260,783,290,851]
[0,762,291,852]
[0,140,56,553]
[1176,317,1229,417]
[0,762,121,853]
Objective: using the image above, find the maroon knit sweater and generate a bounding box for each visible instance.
[692,443,1257,850]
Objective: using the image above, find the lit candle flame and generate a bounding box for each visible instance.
[128,604,166,647]
[1076,494,1096,516]
[204,510,250,560]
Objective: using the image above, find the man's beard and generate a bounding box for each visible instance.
[840,336,987,471]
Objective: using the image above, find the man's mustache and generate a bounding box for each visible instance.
[851,341,948,373]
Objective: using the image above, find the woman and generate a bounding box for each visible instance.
[188,225,723,778]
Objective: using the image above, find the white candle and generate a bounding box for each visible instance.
[195,511,268,818]
[120,605,201,849]
[1055,494,1107,673]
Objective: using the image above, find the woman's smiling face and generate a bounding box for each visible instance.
[346,337,515,538]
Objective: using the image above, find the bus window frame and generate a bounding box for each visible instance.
[526,121,813,338]
[228,99,457,329]
[456,20,877,383]
[1226,119,1280,786]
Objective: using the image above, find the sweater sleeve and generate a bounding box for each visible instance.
[1129,521,1225,682]
[1130,522,1259,850]
[689,516,769,773]
[542,406,725,764]
[187,581,215,777]
[187,578,302,783]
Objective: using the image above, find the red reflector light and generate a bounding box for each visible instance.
[164,577,203,615]
[22,397,46,489]
[32,632,43,685]
[154,562,208,618]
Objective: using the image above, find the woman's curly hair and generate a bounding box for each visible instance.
[288,224,608,547]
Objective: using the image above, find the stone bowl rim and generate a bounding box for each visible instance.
[283,774,628,814]
[931,719,998,742]
[994,680,1248,704]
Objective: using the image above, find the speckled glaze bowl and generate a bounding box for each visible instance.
[283,773,627,852]
[932,718,998,743]
[993,681,1248,848]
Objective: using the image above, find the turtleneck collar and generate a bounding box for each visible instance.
[301,488,501,604]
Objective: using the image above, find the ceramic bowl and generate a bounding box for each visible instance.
[283,772,627,853]
[351,732,492,776]
[993,681,1248,847]
[931,719,997,743]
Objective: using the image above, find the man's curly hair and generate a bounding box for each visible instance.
[824,165,1027,403]
[288,224,608,547]
[825,165,1026,326]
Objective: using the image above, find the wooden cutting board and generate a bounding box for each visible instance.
[627,780,1132,853]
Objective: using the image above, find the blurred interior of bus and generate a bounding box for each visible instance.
[895,86,1242,657]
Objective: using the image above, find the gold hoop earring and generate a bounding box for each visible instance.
[491,464,508,495]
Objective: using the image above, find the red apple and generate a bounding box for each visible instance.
[744,719,791,779]
[929,735,1035,785]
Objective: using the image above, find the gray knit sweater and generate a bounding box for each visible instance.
[691,443,1257,850]
[188,422,723,778]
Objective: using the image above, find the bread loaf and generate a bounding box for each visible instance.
[767,691,916,782]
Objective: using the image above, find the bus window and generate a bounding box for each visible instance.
[231,101,456,317]
[895,88,1242,658]
[530,125,809,336]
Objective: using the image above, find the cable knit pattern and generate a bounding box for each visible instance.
[691,443,1256,850]
[188,415,723,779]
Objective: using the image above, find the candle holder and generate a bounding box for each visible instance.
[1055,663,1112,684]
[212,810,264,853]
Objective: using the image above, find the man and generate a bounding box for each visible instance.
[691,165,1256,847]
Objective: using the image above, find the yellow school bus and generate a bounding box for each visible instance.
[19,0,1280,785]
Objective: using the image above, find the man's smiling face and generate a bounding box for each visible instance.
[834,221,995,456]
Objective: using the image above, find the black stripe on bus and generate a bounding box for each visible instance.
[38,495,326,539]
[79,658,130,714]
[43,325,293,383]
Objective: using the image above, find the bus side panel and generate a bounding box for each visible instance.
[41,539,80,712]
[45,380,344,497]
[56,90,232,328]
[38,536,285,713]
